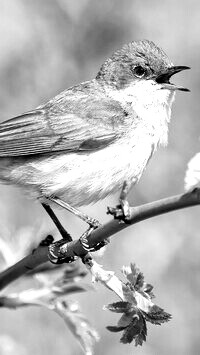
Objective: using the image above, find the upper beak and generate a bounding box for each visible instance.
[156,66,190,92]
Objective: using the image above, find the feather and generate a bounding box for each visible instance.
[0,81,127,157]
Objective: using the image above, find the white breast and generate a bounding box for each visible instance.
[106,79,175,147]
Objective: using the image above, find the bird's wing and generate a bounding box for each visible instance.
[0,88,128,157]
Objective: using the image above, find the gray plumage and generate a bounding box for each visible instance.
[0,40,189,206]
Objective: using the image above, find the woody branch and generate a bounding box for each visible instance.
[0,188,199,291]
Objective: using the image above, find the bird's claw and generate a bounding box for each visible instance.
[80,236,109,252]
[88,217,101,229]
[48,218,102,264]
[107,199,131,223]
[79,223,106,252]
[48,239,77,264]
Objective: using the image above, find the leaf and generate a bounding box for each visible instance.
[0,296,25,309]
[130,263,145,290]
[55,300,99,355]
[89,261,124,299]
[122,265,137,286]
[106,301,132,313]
[0,256,96,354]
[0,289,51,308]
[134,291,153,313]
[118,312,136,328]
[35,260,87,287]
[122,284,137,304]
[52,282,92,296]
[62,262,88,280]
[0,287,98,354]
[135,272,145,291]
[144,305,172,325]
[0,279,93,310]
[105,262,172,348]
[106,326,126,333]
[144,283,155,299]
[135,318,147,347]
[122,263,145,291]
[120,312,147,346]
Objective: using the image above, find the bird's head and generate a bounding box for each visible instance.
[96,40,190,109]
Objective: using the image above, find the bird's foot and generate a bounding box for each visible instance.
[87,217,101,229]
[48,239,77,264]
[107,199,131,223]
[79,222,107,253]
[48,218,102,264]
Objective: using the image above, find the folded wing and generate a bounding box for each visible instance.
[0,85,127,157]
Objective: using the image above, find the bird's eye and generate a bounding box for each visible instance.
[132,65,146,78]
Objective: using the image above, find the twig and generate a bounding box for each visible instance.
[0,189,199,291]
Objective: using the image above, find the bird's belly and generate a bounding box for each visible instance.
[0,138,153,207]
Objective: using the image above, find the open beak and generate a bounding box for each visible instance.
[156,66,190,92]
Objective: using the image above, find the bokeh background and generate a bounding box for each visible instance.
[0,0,199,354]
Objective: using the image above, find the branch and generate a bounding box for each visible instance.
[0,189,199,291]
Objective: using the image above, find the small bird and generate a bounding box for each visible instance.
[0,40,189,256]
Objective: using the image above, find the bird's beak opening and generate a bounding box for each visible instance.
[156,66,190,92]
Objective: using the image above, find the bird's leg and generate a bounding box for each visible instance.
[42,203,75,264]
[48,196,101,229]
[47,196,103,254]
[42,203,72,242]
[107,181,131,222]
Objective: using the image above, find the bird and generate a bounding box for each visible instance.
[0,40,189,260]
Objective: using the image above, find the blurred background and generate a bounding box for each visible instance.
[0,0,199,354]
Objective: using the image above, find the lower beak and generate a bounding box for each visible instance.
[156,66,190,92]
